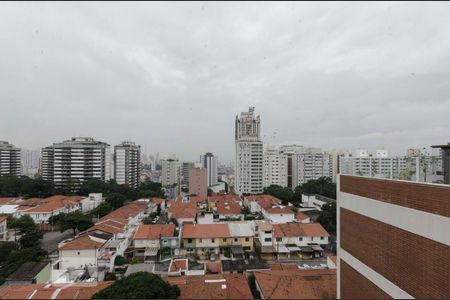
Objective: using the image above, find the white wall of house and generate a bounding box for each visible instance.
[263,212,294,223]
[134,239,160,249]
[81,193,104,213]
[258,229,273,247]
[277,235,329,247]
[59,249,99,269]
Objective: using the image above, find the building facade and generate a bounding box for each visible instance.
[161,156,181,196]
[296,152,333,185]
[181,162,195,189]
[114,141,141,188]
[21,149,40,177]
[432,143,450,184]
[200,152,218,187]
[337,175,450,298]
[235,107,263,194]
[188,167,208,199]
[0,141,21,177]
[41,137,111,188]
[263,147,288,188]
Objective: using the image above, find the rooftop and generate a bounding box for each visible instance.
[254,269,336,299]
[273,223,330,238]
[17,195,82,213]
[216,201,242,215]
[133,224,176,239]
[182,223,230,238]
[59,235,106,251]
[6,262,50,281]
[100,202,147,221]
[166,274,253,299]
[228,222,254,237]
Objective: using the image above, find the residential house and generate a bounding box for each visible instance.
[253,269,336,299]
[254,220,276,254]
[227,222,254,257]
[131,224,179,261]
[0,197,24,215]
[14,196,83,224]
[166,274,253,299]
[0,282,112,299]
[181,223,230,258]
[58,234,108,270]
[207,193,240,210]
[262,205,295,223]
[273,223,330,259]
[4,262,51,285]
[100,202,148,226]
[216,201,243,221]
[80,193,104,213]
[167,196,197,225]
[244,194,282,214]
[300,193,335,211]
[295,211,311,223]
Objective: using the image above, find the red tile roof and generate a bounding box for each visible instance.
[245,194,281,204]
[206,262,222,274]
[0,197,24,205]
[273,223,329,238]
[168,199,197,219]
[133,224,176,239]
[295,211,309,221]
[151,198,165,205]
[80,219,127,235]
[182,223,230,238]
[100,203,147,221]
[0,282,112,299]
[266,206,294,214]
[17,195,82,213]
[254,269,336,299]
[59,235,105,250]
[208,193,240,204]
[166,274,253,299]
[216,201,242,215]
[170,259,188,272]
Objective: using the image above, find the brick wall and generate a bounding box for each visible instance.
[340,175,450,218]
[340,208,450,298]
[340,260,392,299]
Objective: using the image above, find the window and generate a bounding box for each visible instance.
[264,231,271,234]
[77,252,80,255]
[320,236,324,240]
[188,239,192,243]
[276,237,282,242]
[211,239,215,243]
[264,238,271,242]
[234,238,238,242]
[245,237,249,242]
[299,237,303,241]
[199,239,202,242]
[223,238,227,242]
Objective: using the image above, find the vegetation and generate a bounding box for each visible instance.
[0,175,54,198]
[92,272,180,299]
[292,177,336,205]
[318,201,336,236]
[90,202,114,218]
[114,255,128,266]
[254,242,262,256]
[0,215,47,285]
[207,188,213,196]
[263,184,294,205]
[224,247,231,258]
[56,212,94,235]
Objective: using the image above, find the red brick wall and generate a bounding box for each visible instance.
[340,208,450,298]
[340,260,392,299]
[340,175,450,218]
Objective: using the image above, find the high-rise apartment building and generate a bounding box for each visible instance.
[339,149,407,179]
[41,137,111,188]
[181,162,195,189]
[337,175,450,298]
[188,167,207,199]
[114,141,141,188]
[161,155,181,188]
[200,152,218,187]
[235,107,263,194]
[263,146,287,188]
[21,149,41,177]
[432,143,450,184]
[0,141,21,177]
[296,152,333,185]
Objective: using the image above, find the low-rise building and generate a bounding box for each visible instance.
[216,201,243,221]
[244,194,281,214]
[253,268,336,299]
[4,262,51,285]
[131,224,179,261]
[166,274,253,299]
[80,193,104,213]
[295,211,311,223]
[300,193,335,211]
[262,205,295,223]
[0,282,112,299]
[58,235,108,270]
[181,223,230,258]
[167,196,198,226]
[227,222,254,255]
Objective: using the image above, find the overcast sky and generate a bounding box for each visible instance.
[1,2,449,162]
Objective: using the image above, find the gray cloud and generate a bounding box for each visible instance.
[1,2,449,161]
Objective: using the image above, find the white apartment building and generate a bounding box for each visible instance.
[0,141,21,177]
[235,107,263,194]
[263,147,287,188]
[161,155,181,189]
[339,149,407,179]
[200,152,218,186]
[41,137,111,188]
[296,152,333,185]
[114,141,141,188]
[21,149,40,177]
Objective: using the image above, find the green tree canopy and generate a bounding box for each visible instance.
[263,184,294,204]
[90,202,113,218]
[318,201,336,236]
[58,212,94,235]
[92,272,180,299]
[105,193,128,209]
[292,177,336,205]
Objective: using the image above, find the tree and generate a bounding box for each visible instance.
[92,272,180,299]
[292,177,336,205]
[105,193,127,209]
[114,255,128,266]
[263,185,293,204]
[58,212,94,235]
[318,202,336,236]
[207,188,213,197]
[90,202,113,218]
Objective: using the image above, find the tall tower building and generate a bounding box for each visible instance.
[200,152,218,187]
[41,137,111,188]
[114,141,141,188]
[0,141,21,177]
[161,155,181,189]
[21,149,41,177]
[181,162,195,189]
[235,107,263,194]
[263,146,288,188]
[189,167,208,199]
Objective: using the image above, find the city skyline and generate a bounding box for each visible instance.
[2,2,450,162]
